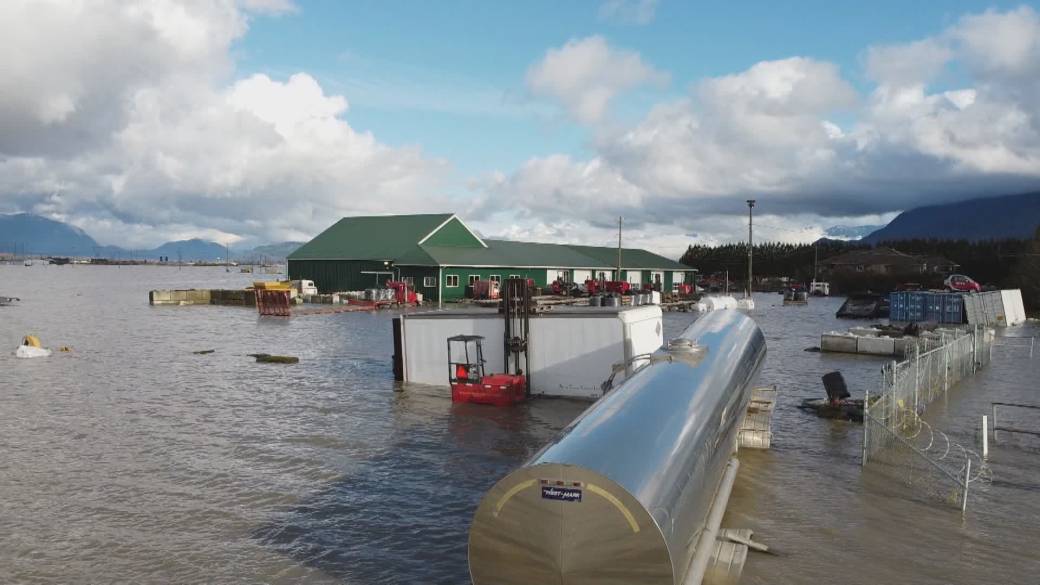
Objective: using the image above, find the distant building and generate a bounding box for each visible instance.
[821,247,959,275]
[287,213,696,300]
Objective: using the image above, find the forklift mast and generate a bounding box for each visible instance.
[502,277,531,395]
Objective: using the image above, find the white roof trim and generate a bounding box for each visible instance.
[417,214,488,248]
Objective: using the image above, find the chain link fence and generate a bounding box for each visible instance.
[863,326,994,512]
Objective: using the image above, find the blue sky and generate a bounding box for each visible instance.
[1,0,1038,251]
[235,0,1025,175]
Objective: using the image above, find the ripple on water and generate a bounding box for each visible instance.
[2,269,1038,583]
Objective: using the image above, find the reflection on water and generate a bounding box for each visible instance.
[1,267,1038,583]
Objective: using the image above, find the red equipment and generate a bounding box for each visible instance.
[585,279,632,295]
[674,283,694,296]
[256,289,291,316]
[385,280,417,304]
[448,335,526,406]
[472,279,500,300]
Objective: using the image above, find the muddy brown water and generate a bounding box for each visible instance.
[2,266,1038,584]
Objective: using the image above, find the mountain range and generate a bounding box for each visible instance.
[2,190,1038,260]
[0,213,302,261]
[861,191,1040,243]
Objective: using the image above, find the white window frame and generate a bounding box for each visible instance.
[508,274,520,279]
[489,274,501,283]
[423,276,436,288]
[468,274,480,285]
[403,276,414,287]
[446,275,459,287]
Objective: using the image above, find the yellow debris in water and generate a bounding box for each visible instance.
[59,346,72,352]
[23,335,41,348]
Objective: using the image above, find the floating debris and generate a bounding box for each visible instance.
[193,349,216,355]
[15,335,52,358]
[248,353,299,364]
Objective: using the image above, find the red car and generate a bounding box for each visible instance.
[944,274,981,293]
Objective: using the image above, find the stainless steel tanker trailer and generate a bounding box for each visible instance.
[468,309,766,585]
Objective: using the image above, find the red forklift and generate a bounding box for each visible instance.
[448,277,531,406]
[448,335,526,406]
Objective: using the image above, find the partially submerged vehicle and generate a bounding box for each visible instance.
[783,285,809,305]
[798,371,863,422]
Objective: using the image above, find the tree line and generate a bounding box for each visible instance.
[680,234,1040,315]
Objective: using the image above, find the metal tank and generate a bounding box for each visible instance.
[468,309,766,585]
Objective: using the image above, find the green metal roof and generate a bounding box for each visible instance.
[562,244,690,270]
[423,239,606,268]
[288,213,693,270]
[288,214,451,262]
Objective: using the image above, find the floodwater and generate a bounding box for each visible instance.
[1,265,1037,584]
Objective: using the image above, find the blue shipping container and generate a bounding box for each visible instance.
[888,291,966,324]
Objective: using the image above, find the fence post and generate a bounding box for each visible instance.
[988,329,993,365]
[971,326,977,375]
[981,415,988,459]
[889,360,897,426]
[943,339,950,395]
[1031,337,1035,359]
[914,343,920,413]
[863,384,870,466]
[992,403,998,444]
[961,458,971,514]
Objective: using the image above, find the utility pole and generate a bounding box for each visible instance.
[616,216,623,282]
[746,199,756,298]
[813,243,819,284]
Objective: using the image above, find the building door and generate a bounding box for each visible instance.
[651,271,664,290]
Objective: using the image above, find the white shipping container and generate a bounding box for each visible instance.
[399,305,664,399]
[1000,289,1026,326]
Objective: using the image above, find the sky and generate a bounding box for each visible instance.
[1,0,1039,256]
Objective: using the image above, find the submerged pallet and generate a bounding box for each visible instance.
[739,386,777,450]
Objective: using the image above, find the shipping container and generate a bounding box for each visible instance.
[889,291,967,325]
[397,305,663,400]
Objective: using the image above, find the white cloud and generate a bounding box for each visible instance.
[952,6,1040,80]
[3,3,1040,252]
[526,36,669,124]
[0,0,449,248]
[598,0,658,25]
[489,7,1040,245]
[866,39,952,87]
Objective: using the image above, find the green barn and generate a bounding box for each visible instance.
[287,213,696,303]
